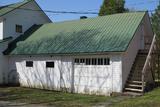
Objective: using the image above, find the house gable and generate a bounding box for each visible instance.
[0,0,51,40]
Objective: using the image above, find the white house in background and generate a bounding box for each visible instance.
[0,0,155,96]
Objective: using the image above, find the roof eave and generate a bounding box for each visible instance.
[5,51,125,56]
[0,0,33,18]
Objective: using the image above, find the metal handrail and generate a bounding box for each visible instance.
[142,34,156,92]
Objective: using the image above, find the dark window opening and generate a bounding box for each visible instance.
[104,58,110,65]
[46,62,54,68]
[92,58,97,65]
[26,61,33,67]
[98,58,103,65]
[80,59,85,63]
[75,59,79,63]
[86,58,91,65]
[16,24,23,33]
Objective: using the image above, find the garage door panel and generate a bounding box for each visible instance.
[74,64,112,95]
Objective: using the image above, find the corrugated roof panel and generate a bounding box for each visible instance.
[4,12,146,55]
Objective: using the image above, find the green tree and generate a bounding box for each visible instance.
[151,2,160,38]
[99,0,127,16]
[151,2,160,81]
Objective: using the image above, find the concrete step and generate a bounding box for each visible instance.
[125,88,143,92]
[127,81,143,84]
[126,84,143,88]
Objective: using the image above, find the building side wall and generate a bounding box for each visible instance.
[9,55,122,96]
[112,56,122,92]
[122,14,154,89]
[2,1,51,39]
[0,42,10,84]
[122,24,143,88]
[9,56,72,91]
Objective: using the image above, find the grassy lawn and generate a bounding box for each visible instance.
[111,88,160,107]
[0,87,109,107]
[0,87,160,107]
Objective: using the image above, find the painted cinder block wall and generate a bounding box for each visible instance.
[9,55,122,95]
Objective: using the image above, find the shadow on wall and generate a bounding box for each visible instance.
[9,29,102,54]
[8,70,20,86]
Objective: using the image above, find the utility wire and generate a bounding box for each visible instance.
[1,0,159,15]
[5,6,99,14]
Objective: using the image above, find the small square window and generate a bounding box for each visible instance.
[75,59,79,63]
[46,62,54,68]
[26,61,33,67]
[98,58,103,65]
[104,58,110,65]
[86,58,91,65]
[92,58,97,65]
[16,25,23,33]
[80,59,85,63]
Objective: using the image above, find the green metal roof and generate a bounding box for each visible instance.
[4,12,146,55]
[0,0,33,17]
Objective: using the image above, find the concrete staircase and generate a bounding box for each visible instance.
[124,50,148,95]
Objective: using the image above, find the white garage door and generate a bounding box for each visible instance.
[74,58,112,95]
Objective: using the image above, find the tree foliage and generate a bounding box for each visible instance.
[99,0,127,16]
[151,2,160,38]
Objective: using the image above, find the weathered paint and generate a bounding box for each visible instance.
[9,56,72,91]
[9,55,122,96]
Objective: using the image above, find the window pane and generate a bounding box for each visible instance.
[80,59,85,63]
[104,58,110,65]
[86,58,91,65]
[46,62,54,68]
[16,25,23,33]
[75,59,79,63]
[26,61,33,67]
[98,58,103,65]
[92,58,97,65]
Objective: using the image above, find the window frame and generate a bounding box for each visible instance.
[16,24,23,33]
[46,61,55,68]
[26,61,33,67]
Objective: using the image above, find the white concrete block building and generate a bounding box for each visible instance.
[0,0,155,96]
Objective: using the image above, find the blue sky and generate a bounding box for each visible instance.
[0,0,159,22]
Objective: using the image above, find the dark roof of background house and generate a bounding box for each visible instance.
[0,0,33,17]
[4,12,146,55]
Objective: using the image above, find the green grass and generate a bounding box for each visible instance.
[111,87,160,107]
[0,87,160,107]
[0,87,109,107]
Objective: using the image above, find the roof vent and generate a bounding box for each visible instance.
[80,16,87,19]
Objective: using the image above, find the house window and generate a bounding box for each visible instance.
[98,58,103,65]
[46,62,54,68]
[86,58,91,65]
[104,58,110,65]
[92,58,97,65]
[16,24,23,33]
[75,59,79,64]
[80,59,85,64]
[26,61,33,67]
